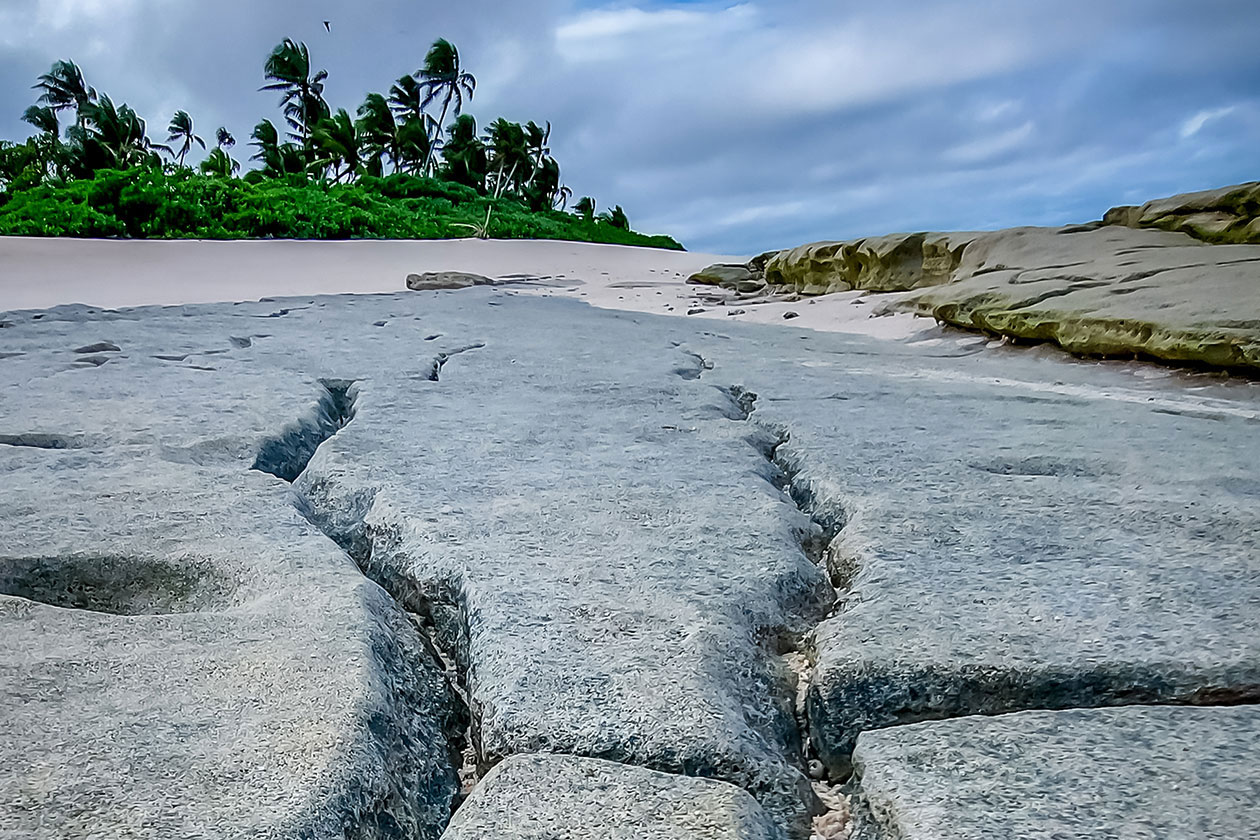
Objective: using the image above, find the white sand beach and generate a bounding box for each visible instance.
[0,237,935,340]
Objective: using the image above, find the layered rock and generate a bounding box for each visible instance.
[898,226,1260,370]
[764,232,977,295]
[1104,181,1260,244]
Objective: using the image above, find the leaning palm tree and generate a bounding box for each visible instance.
[311,108,362,182]
[417,38,475,172]
[21,105,63,182]
[395,114,433,174]
[199,147,240,177]
[70,94,164,172]
[215,127,236,150]
[388,74,425,122]
[22,105,60,137]
[261,39,328,154]
[599,205,630,230]
[573,196,596,222]
[165,110,205,168]
[484,118,530,199]
[32,60,96,120]
[440,113,488,190]
[357,92,400,174]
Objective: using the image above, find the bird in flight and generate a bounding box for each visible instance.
[323,20,331,32]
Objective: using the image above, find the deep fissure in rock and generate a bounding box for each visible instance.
[251,378,357,482]
[251,373,476,832]
[728,384,853,838]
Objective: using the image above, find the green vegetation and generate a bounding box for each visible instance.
[0,43,680,249]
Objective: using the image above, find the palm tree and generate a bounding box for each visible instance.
[440,113,487,190]
[32,60,96,121]
[22,105,59,137]
[200,147,240,177]
[311,108,362,182]
[165,110,205,168]
[484,118,530,199]
[200,126,239,177]
[599,205,630,229]
[261,39,329,154]
[68,94,164,173]
[250,118,305,177]
[396,114,432,174]
[357,92,400,174]
[417,38,475,172]
[573,196,596,222]
[524,121,550,173]
[388,74,425,122]
[21,105,63,182]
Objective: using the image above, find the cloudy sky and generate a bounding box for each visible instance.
[1,0,1257,253]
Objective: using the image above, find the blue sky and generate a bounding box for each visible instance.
[1,0,1257,253]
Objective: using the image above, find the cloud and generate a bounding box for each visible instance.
[2,0,1259,253]
[1179,106,1237,139]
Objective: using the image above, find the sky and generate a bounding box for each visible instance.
[1,0,1257,254]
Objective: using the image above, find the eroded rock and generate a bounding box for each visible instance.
[1104,181,1260,244]
[406,271,499,291]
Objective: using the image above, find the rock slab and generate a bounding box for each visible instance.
[852,705,1260,839]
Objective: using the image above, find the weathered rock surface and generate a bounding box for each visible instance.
[728,334,1260,776]
[443,754,782,840]
[899,226,1260,370]
[764,232,978,296]
[687,263,765,294]
[0,371,460,837]
[406,270,499,290]
[764,223,1260,370]
[3,284,1259,839]
[852,705,1260,839]
[1104,181,1260,244]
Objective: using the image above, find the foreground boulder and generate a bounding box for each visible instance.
[852,706,1260,839]
[442,754,782,840]
[406,271,499,290]
[1104,181,1260,244]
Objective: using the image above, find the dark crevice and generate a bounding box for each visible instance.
[0,433,86,450]
[728,384,853,840]
[426,344,485,382]
[253,370,477,835]
[251,379,357,482]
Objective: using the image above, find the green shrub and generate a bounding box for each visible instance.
[0,168,682,249]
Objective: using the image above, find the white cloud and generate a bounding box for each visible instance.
[1179,106,1236,139]
[944,121,1035,164]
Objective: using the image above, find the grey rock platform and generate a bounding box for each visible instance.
[3,285,1259,839]
[852,705,1260,839]
[442,753,781,840]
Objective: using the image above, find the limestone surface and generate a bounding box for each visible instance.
[687,263,765,294]
[1104,181,1260,244]
[3,281,1259,840]
[442,754,782,840]
[899,225,1260,370]
[764,232,977,296]
[852,705,1260,840]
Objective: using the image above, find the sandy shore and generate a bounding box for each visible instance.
[0,237,935,340]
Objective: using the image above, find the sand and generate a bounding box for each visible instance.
[0,237,934,341]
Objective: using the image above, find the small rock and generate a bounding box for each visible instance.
[406,271,497,291]
[783,311,800,320]
[687,308,706,316]
[727,309,747,316]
